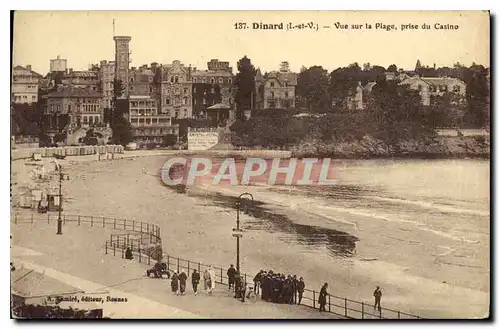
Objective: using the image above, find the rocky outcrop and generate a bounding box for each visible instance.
[290,135,490,159]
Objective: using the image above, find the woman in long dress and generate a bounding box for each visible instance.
[171,271,179,295]
[203,270,211,293]
[208,266,216,295]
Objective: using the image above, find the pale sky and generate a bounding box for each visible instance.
[12,11,490,76]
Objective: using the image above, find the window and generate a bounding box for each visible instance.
[193,78,197,83]
[183,88,188,94]
[183,97,187,105]
[219,78,223,84]
[285,91,289,98]
[83,116,88,124]
[166,98,170,105]
[175,88,180,95]
[228,78,232,84]
[270,82,275,87]
[175,76,179,83]
[32,96,36,101]
[453,85,461,93]
[193,86,196,93]
[270,91,275,99]
[23,96,27,100]
[130,77,134,82]
[284,82,288,87]
[211,78,215,84]
[174,98,180,106]
[170,77,174,83]
[68,104,72,112]
[229,87,232,92]
[149,86,153,93]
[417,85,423,91]
[202,78,206,83]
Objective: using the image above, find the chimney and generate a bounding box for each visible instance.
[26,65,32,71]
[68,68,73,74]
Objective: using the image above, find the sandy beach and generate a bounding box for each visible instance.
[11,151,490,318]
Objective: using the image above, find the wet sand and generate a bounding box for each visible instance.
[11,153,490,318]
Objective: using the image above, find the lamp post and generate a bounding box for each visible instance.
[56,165,69,235]
[233,192,254,273]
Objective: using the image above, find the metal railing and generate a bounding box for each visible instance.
[105,249,421,319]
[11,212,162,245]
[13,211,422,319]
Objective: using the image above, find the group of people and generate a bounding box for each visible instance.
[255,270,306,305]
[226,265,306,305]
[169,267,216,296]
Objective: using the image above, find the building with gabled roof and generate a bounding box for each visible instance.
[399,76,466,105]
[255,62,297,109]
[12,65,43,104]
[45,86,103,132]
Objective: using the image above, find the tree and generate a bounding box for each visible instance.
[110,79,133,145]
[387,64,398,72]
[235,56,256,121]
[297,66,330,111]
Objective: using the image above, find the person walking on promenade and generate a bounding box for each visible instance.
[297,277,305,305]
[253,270,263,295]
[373,286,382,312]
[208,266,216,295]
[227,264,236,291]
[203,269,211,293]
[171,271,179,295]
[192,269,200,296]
[318,283,328,312]
[179,270,188,295]
[292,275,298,304]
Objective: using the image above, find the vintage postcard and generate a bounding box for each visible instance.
[10,10,490,319]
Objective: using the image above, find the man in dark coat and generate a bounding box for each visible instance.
[192,269,200,295]
[292,275,298,304]
[227,264,237,291]
[373,286,382,311]
[318,283,328,312]
[234,271,242,299]
[261,273,270,301]
[283,275,293,304]
[125,247,133,260]
[178,270,188,295]
[253,270,263,294]
[297,277,305,305]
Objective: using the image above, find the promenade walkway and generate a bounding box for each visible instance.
[11,222,341,319]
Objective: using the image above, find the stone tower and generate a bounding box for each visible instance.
[113,36,131,98]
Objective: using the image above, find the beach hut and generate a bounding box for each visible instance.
[19,190,32,208]
[31,189,43,209]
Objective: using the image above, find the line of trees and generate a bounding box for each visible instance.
[295,61,490,128]
[231,56,490,150]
